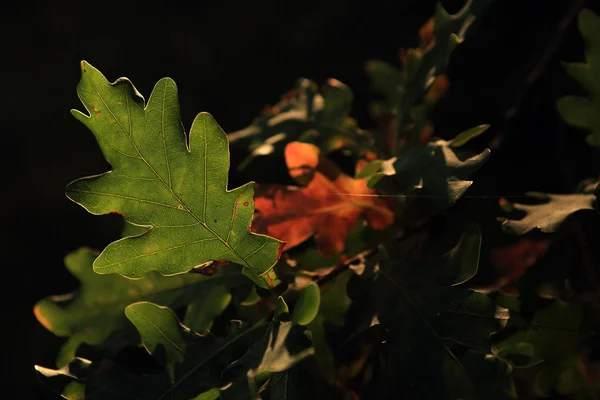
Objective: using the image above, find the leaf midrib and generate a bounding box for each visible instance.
[88,78,255,271]
[379,270,472,382]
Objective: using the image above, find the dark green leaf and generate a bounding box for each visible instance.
[228,78,376,168]
[35,357,169,400]
[366,0,493,150]
[494,300,594,399]
[366,225,513,399]
[557,9,600,146]
[291,283,321,326]
[306,270,352,383]
[125,302,263,398]
[184,285,232,334]
[34,248,245,367]
[266,366,315,400]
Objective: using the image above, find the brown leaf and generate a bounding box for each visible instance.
[419,17,435,49]
[253,142,394,256]
[489,238,550,291]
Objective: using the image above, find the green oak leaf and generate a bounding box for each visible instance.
[499,192,597,235]
[228,78,376,169]
[34,248,246,367]
[494,300,595,399]
[557,9,600,146]
[364,224,514,399]
[66,61,282,288]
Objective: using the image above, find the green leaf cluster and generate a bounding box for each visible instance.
[34,5,600,400]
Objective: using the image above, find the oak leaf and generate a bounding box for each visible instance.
[253,142,394,256]
[66,62,282,287]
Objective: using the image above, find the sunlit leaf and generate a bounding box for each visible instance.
[67,62,282,288]
[499,192,596,235]
[253,142,394,256]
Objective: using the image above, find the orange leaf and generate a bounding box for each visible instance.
[419,17,435,49]
[253,142,395,256]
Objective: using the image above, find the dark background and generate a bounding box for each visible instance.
[3,0,600,398]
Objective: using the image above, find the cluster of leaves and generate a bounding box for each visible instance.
[35,3,600,399]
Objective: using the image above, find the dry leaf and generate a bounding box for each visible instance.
[253,142,394,256]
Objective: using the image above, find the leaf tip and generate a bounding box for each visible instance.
[33,302,53,331]
[80,60,89,73]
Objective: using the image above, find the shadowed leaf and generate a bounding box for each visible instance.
[366,0,493,150]
[33,248,246,367]
[494,300,594,399]
[363,224,514,399]
[228,78,376,168]
[558,9,600,146]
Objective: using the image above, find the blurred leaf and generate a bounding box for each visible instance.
[495,300,595,399]
[488,239,550,291]
[292,282,321,326]
[229,78,376,168]
[395,139,489,209]
[366,0,493,150]
[499,192,596,235]
[66,61,282,288]
[34,248,245,367]
[253,142,394,256]
[307,270,352,383]
[266,366,315,400]
[190,388,221,400]
[449,124,490,148]
[183,285,232,335]
[558,9,600,146]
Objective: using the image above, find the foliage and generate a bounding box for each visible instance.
[557,9,600,146]
[34,4,600,400]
